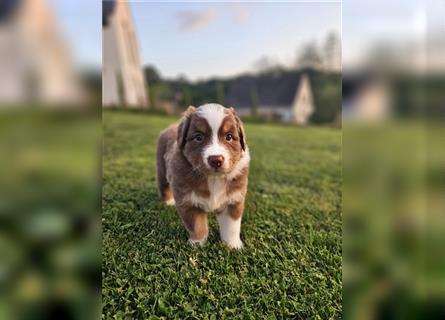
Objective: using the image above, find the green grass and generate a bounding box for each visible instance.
[102,111,342,319]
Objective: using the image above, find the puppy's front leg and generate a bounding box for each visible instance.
[178,205,208,245]
[217,202,244,249]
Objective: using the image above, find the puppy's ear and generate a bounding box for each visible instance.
[177,106,196,149]
[229,107,246,151]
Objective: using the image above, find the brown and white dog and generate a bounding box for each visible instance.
[156,103,250,249]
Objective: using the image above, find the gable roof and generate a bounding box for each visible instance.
[0,0,21,23]
[102,0,116,27]
[225,71,303,108]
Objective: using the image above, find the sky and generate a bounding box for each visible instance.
[49,0,438,78]
[130,1,341,81]
[342,0,429,68]
[52,0,101,71]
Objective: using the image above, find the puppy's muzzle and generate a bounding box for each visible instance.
[208,155,224,169]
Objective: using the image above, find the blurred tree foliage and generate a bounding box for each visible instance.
[392,74,445,119]
[250,84,258,116]
[216,81,225,105]
[308,69,342,124]
[297,43,323,70]
[144,66,162,85]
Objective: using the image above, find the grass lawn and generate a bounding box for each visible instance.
[102,110,342,319]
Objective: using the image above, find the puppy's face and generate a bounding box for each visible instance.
[177,104,246,175]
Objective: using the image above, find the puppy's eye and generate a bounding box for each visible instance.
[194,134,204,142]
[225,133,233,141]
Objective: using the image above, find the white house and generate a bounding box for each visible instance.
[342,74,390,122]
[102,0,148,108]
[0,0,83,105]
[226,73,315,124]
[292,74,314,124]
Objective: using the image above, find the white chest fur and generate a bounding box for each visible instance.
[187,176,243,212]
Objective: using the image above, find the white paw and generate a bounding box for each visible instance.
[165,198,175,206]
[188,238,206,246]
[224,238,244,250]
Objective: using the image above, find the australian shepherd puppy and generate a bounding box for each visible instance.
[156,103,250,249]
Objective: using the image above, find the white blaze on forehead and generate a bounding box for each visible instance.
[196,103,226,131]
[196,104,230,168]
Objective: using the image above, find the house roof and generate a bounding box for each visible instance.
[102,0,116,27]
[225,71,303,109]
[342,73,379,101]
[0,0,21,23]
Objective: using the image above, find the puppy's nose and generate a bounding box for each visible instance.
[208,155,224,168]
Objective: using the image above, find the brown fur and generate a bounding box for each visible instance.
[156,105,249,246]
[156,124,177,201]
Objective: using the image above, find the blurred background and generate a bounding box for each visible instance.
[0,0,101,319]
[0,0,444,318]
[102,1,341,126]
[343,0,445,319]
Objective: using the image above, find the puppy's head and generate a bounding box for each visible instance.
[177,103,247,175]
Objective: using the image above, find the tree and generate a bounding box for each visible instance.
[144,65,162,84]
[323,31,341,72]
[297,42,322,70]
[216,81,225,105]
[182,86,192,107]
[250,84,258,116]
[309,72,341,124]
[253,56,283,74]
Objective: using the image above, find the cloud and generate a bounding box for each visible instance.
[177,9,218,32]
[229,3,250,23]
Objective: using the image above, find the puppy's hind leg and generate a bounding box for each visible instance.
[156,135,175,206]
[160,183,175,206]
[156,164,175,206]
